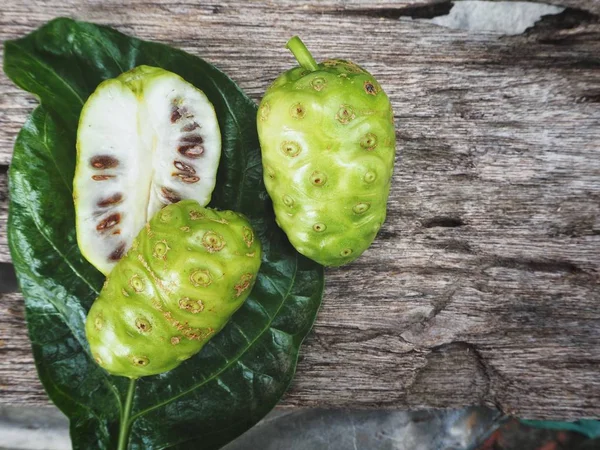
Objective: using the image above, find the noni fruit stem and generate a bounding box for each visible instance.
[286,36,319,72]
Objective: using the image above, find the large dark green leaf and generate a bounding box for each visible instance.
[5,18,324,450]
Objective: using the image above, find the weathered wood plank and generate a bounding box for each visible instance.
[0,293,45,404]
[0,1,599,165]
[0,0,599,419]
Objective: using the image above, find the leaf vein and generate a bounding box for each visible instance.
[78,31,125,72]
[13,181,121,405]
[40,110,73,194]
[21,196,99,295]
[129,255,298,423]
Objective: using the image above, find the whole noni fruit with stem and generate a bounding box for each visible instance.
[257,37,395,266]
[85,200,262,378]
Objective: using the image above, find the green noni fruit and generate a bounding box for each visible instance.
[257,37,395,266]
[85,200,261,378]
[74,66,221,276]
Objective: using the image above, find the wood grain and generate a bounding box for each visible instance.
[1,0,599,419]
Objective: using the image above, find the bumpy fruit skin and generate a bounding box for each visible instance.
[85,200,261,378]
[257,46,395,266]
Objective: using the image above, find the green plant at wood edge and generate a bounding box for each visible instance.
[4,18,324,450]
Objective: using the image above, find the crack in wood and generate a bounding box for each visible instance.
[329,2,454,20]
[411,341,507,414]
[465,343,507,414]
[424,239,473,254]
[429,286,457,319]
[0,263,18,294]
[525,7,599,36]
[483,256,582,274]
[398,283,460,345]
[575,90,600,103]
[422,216,464,228]
[333,329,416,347]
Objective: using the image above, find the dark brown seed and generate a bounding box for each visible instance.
[90,155,119,169]
[92,175,115,181]
[171,107,182,123]
[174,173,200,183]
[161,187,181,203]
[178,144,204,158]
[97,193,123,208]
[109,243,126,261]
[180,135,203,144]
[174,160,196,173]
[181,123,200,132]
[97,213,121,231]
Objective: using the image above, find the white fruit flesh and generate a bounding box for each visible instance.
[74,67,221,275]
[143,74,221,218]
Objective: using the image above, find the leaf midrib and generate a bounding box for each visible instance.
[41,110,74,194]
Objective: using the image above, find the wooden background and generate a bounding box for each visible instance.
[1,0,599,419]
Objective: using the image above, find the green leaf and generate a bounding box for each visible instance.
[5,18,324,450]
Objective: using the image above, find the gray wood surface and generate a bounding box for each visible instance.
[0,0,599,419]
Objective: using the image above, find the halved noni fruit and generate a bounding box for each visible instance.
[74,66,221,275]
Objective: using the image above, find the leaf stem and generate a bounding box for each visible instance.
[117,378,137,450]
[285,36,319,72]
